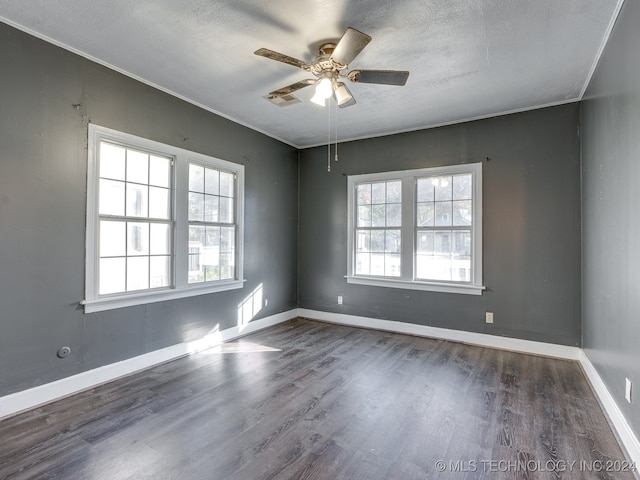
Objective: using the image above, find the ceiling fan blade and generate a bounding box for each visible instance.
[268,79,317,97]
[254,48,310,70]
[331,27,372,66]
[348,69,410,86]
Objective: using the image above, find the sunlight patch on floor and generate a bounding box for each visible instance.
[204,341,281,354]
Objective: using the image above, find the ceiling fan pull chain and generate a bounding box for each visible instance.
[335,99,339,163]
[327,98,331,172]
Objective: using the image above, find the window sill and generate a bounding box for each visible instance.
[82,279,246,313]
[345,276,485,295]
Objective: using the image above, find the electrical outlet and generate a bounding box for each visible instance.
[485,312,494,324]
[337,295,343,305]
[264,299,268,307]
[626,378,632,403]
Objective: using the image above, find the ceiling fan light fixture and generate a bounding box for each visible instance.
[310,91,327,106]
[334,83,352,105]
[311,77,333,106]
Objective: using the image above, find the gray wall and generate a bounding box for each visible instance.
[581,0,640,441]
[299,104,582,346]
[0,23,298,397]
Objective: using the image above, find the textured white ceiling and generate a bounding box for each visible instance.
[0,0,622,147]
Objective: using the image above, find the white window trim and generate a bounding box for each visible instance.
[346,163,485,295]
[83,124,245,313]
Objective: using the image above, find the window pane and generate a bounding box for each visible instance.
[127,149,149,184]
[219,197,234,223]
[370,253,385,276]
[99,179,125,216]
[371,230,385,252]
[150,223,171,255]
[371,183,385,204]
[452,200,472,226]
[355,253,370,275]
[417,203,434,227]
[188,192,204,222]
[416,255,451,281]
[416,231,434,254]
[357,206,371,227]
[205,226,220,248]
[435,202,452,226]
[126,183,148,217]
[220,227,235,253]
[149,186,170,219]
[100,220,126,257]
[453,174,472,200]
[127,256,149,291]
[386,204,401,227]
[356,230,370,252]
[417,178,434,202]
[357,184,371,205]
[149,155,171,188]
[150,256,171,288]
[220,253,234,279]
[452,257,471,282]
[188,247,202,283]
[453,230,471,257]
[100,143,125,180]
[371,205,386,227]
[386,181,401,203]
[127,222,149,256]
[385,254,401,277]
[434,231,452,254]
[385,230,401,253]
[220,172,234,197]
[205,265,220,281]
[434,177,453,201]
[204,195,219,222]
[205,168,219,195]
[189,164,204,192]
[189,225,205,244]
[99,257,126,295]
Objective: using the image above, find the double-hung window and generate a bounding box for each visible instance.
[347,163,484,295]
[84,124,244,312]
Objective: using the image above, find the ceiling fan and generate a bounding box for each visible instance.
[255,27,410,108]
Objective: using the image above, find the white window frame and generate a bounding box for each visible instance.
[346,163,485,295]
[83,124,244,313]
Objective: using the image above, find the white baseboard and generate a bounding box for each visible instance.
[579,350,640,468]
[0,309,297,420]
[297,309,581,360]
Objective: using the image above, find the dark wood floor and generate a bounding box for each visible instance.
[0,318,636,480]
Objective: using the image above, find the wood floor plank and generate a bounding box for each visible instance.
[0,318,636,480]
